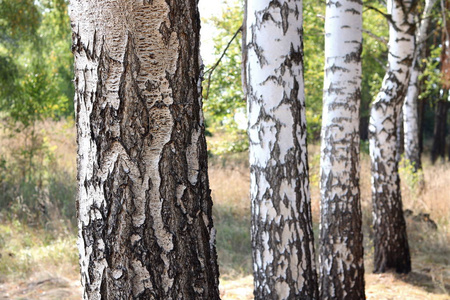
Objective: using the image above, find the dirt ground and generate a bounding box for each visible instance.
[0,267,448,300]
[0,273,81,300]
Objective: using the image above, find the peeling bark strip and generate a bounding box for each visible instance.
[369,0,414,274]
[70,1,220,299]
[245,0,319,299]
[319,0,365,299]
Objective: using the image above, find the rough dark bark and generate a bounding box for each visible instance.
[70,1,221,299]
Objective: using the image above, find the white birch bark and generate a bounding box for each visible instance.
[70,1,220,299]
[319,0,365,298]
[403,0,438,170]
[369,0,415,274]
[245,0,318,298]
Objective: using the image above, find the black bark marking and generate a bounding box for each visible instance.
[345,8,361,15]
[159,21,172,45]
[281,2,289,35]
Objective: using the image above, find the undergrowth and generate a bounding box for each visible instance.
[0,219,77,282]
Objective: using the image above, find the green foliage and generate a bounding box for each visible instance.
[202,0,247,155]
[38,0,74,117]
[303,0,325,142]
[420,45,443,102]
[399,156,425,197]
[0,0,73,128]
[0,0,40,42]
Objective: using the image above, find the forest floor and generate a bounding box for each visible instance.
[0,121,449,299]
[0,265,448,299]
[0,236,448,300]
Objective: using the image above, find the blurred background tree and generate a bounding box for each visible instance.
[0,0,72,128]
[0,0,75,225]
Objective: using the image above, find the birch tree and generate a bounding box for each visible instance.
[244,0,319,298]
[369,0,415,274]
[70,1,220,299]
[403,0,438,171]
[319,0,365,298]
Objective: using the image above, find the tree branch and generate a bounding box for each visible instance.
[365,5,401,32]
[204,25,243,100]
[362,29,388,44]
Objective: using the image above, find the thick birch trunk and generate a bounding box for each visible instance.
[369,0,415,274]
[319,0,365,299]
[403,0,438,171]
[245,0,319,298]
[70,1,220,299]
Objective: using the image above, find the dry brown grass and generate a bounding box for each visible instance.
[0,119,77,169]
[1,120,449,299]
[209,153,250,216]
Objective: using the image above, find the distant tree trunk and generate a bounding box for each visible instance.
[403,68,422,172]
[403,68,420,168]
[369,0,415,274]
[403,0,438,171]
[319,0,365,299]
[360,115,369,141]
[418,97,425,154]
[396,110,404,163]
[431,96,449,164]
[70,1,221,299]
[441,0,450,89]
[244,0,319,298]
[438,0,450,162]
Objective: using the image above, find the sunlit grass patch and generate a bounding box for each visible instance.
[209,153,252,279]
[0,220,78,282]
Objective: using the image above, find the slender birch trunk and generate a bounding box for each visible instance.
[244,0,319,298]
[319,0,365,298]
[403,0,438,171]
[369,0,415,274]
[403,67,421,169]
[70,1,220,299]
